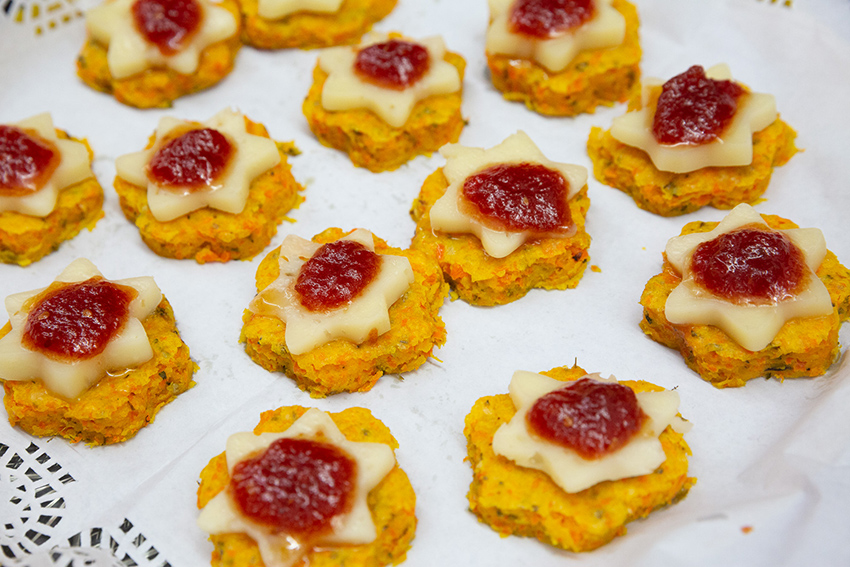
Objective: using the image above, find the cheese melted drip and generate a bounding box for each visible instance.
[485,0,625,73]
[664,204,833,352]
[0,258,161,399]
[0,113,94,217]
[197,408,395,567]
[257,0,342,21]
[319,33,462,128]
[429,130,586,258]
[493,370,687,493]
[84,0,237,79]
[115,108,280,222]
[248,229,414,355]
[610,64,778,173]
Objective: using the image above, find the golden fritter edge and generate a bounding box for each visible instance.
[114,116,304,264]
[464,364,694,552]
[240,0,398,49]
[639,214,850,387]
[486,0,641,116]
[0,130,104,266]
[302,45,466,172]
[240,228,449,397]
[410,168,591,306]
[196,405,417,567]
[76,0,242,109]
[1,297,197,445]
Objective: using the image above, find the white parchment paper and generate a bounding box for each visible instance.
[1,1,849,566]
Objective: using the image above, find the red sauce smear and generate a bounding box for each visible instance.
[690,226,806,304]
[22,278,135,361]
[132,0,202,56]
[354,39,431,90]
[462,162,573,233]
[652,65,745,145]
[295,240,381,312]
[230,438,356,536]
[509,0,595,38]
[0,125,60,196]
[148,128,233,191]
[526,378,646,459]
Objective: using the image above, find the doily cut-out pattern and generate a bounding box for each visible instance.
[66,519,173,567]
[1,441,75,560]
[1,440,171,566]
[1,0,99,35]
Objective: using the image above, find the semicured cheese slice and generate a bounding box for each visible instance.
[319,33,461,128]
[610,64,777,173]
[0,258,161,399]
[197,408,395,567]
[493,370,685,493]
[485,0,625,73]
[248,229,414,355]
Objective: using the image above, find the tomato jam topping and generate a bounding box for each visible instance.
[509,0,595,38]
[0,125,60,196]
[132,0,202,55]
[147,128,233,191]
[230,438,356,536]
[652,65,745,145]
[22,278,136,361]
[461,162,572,233]
[354,39,431,90]
[526,378,646,459]
[690,226,806,304]
[295,240,381,312]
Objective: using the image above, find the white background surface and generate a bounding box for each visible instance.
[1,1,850,566]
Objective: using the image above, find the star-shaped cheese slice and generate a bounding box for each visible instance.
[318,33,462,128]
[248,229,414,355]
[0,113,94,217]
[197,408,396,567]
[493,371,687,494]
[485,0,625,73]
[115,108,281,222]
[429,130,587,258]
[0,258,162,399]
[610,64,778,173]
[84,0,238,80]
[258,0,342,20]
[664,204,833,352]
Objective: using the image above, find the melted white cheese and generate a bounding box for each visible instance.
[0,258,161,399]
[115,108,280,222]
[610,64,778,173]
[493,371,686,494]
[258,0,342,20]
[0,113,94,217]
[85,0,238,79]
[248,229,414,355]
[664,203,833,352]
[429,130,587,258]
[319,33,462,128]
[197,408,396,567]
[485,0,625,73]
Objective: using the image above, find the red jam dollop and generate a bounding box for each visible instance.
[22,278,135,361]
[229,438,356,536]
[148,128,233,191]
[526,378,646,459]
[353,40,431,90]
[295,240,381,312]
[0,125,60,196]
[690,227,806,304]
[461,162,572,233]
[132,0,202,55]
[652,65,745,145]
[509,0,595,38]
